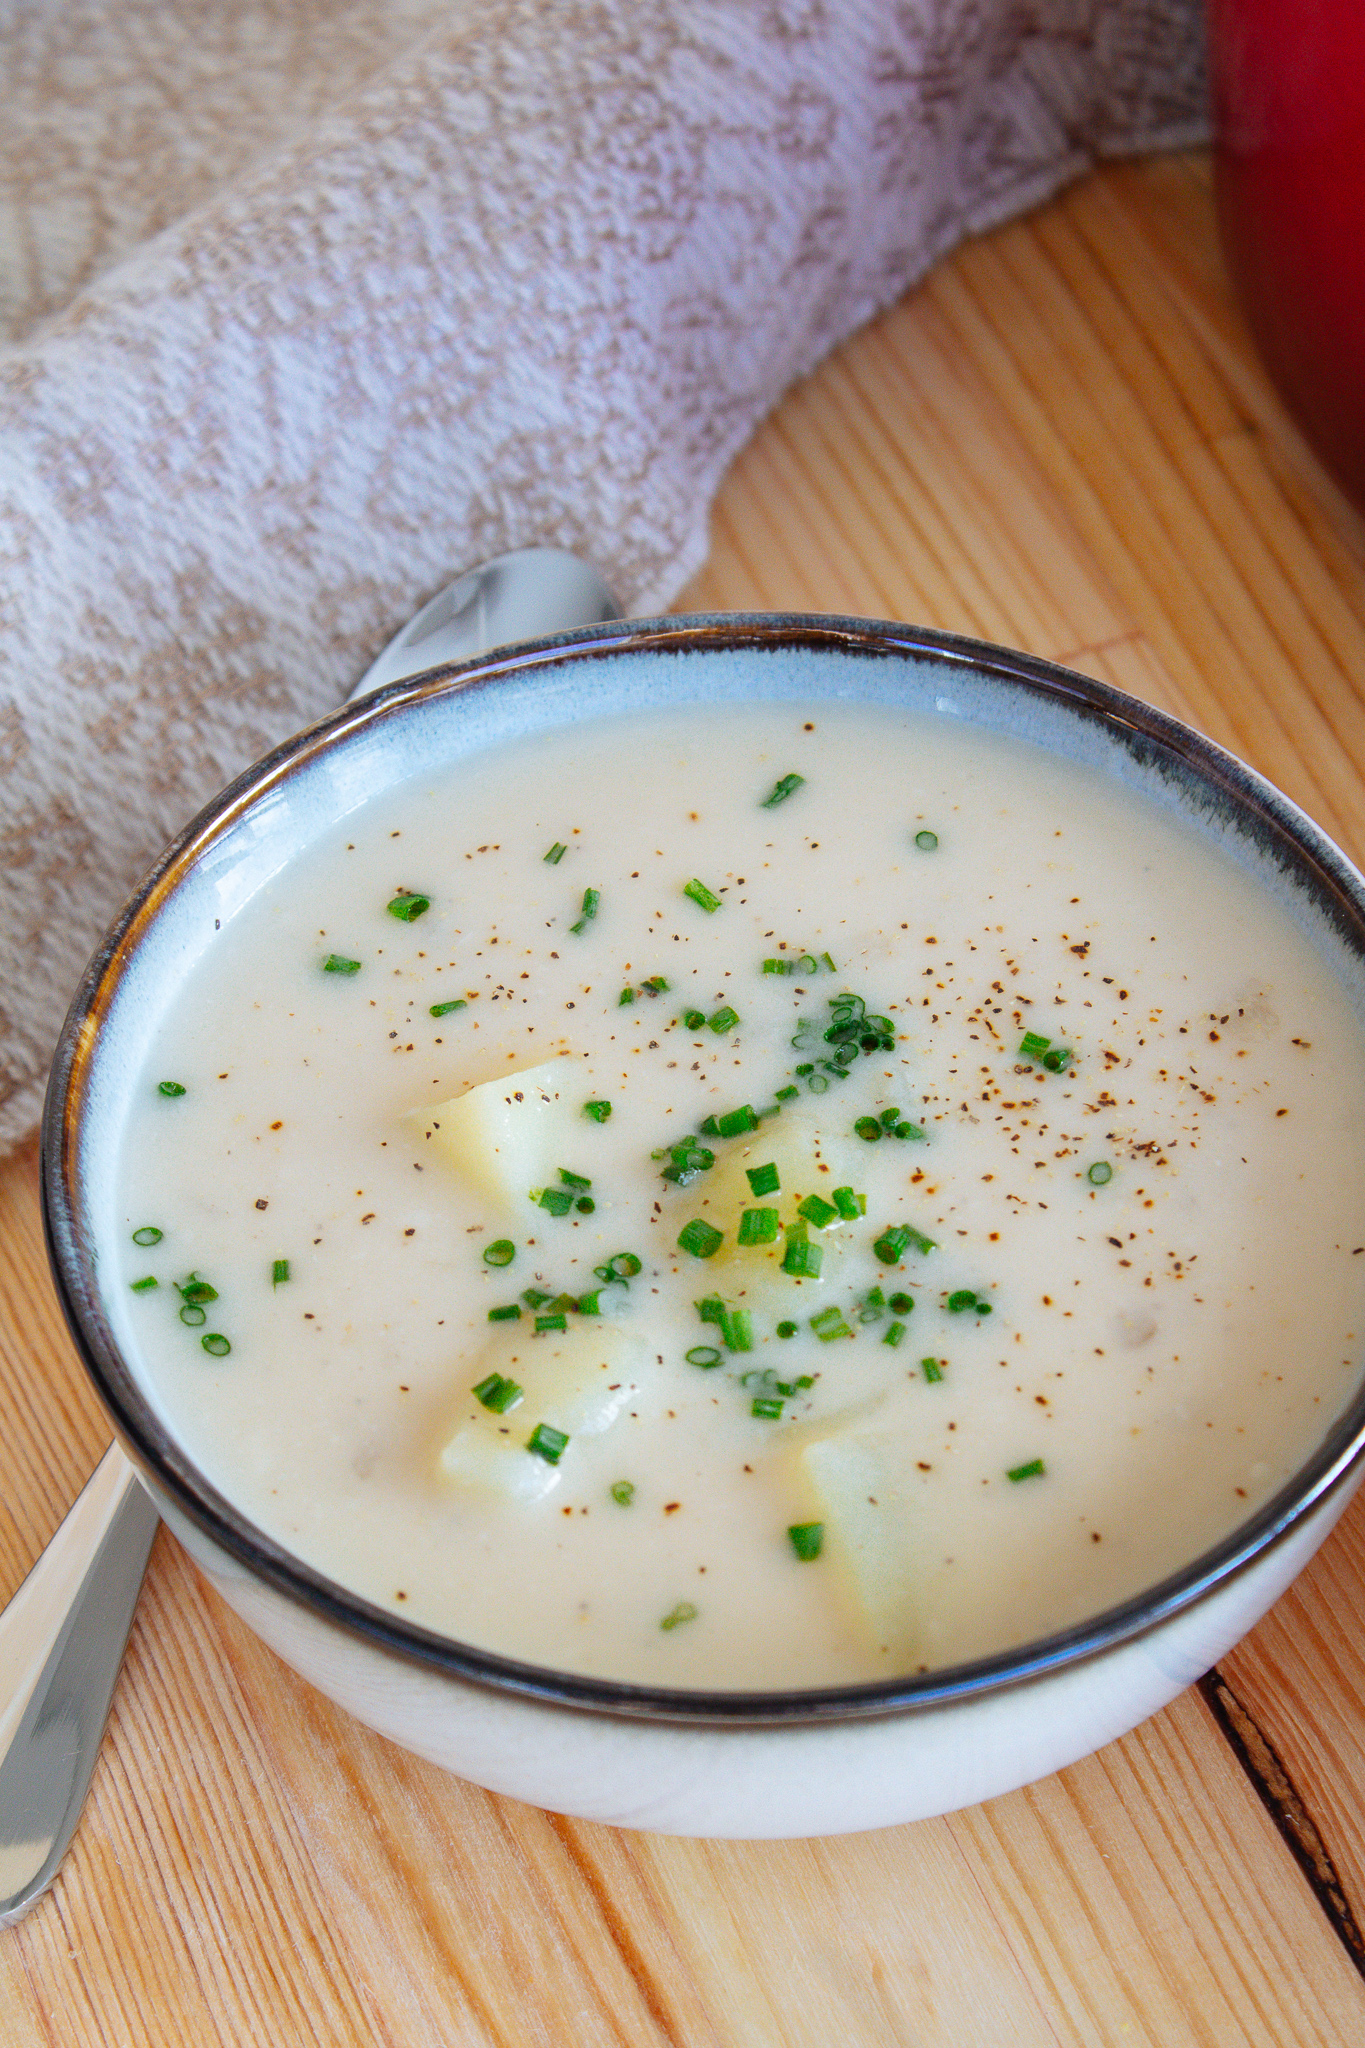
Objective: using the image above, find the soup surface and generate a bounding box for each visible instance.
[113,690,1365,1688]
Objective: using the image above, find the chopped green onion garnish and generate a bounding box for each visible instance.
[131,1225,163,1247]
[696,1296,726,1327]
[809,1306,852,1342]
[537,1187,574,1216]
[775,1084,799,1102]
[686,1344,723,1369]
[473,1372,523,1414]
[610,1480,635,1506]
[178,1275,218,1305]
[130,1276,158,1292]
[1042,1046,1073,1073]
[796,954,819,976]
[763,958,791,975]
[550,1294,579,1314]
[322,955,361,975]
[522,1287,552,1307]
[1019,1030,1051,1059]
[716,1104,757,1139]
[576,1291,601,1315]
[568,886,600,935]
[1008,1458,1046,1482]
[854,1116,882,1142]
[873,1226,909,1265]
[822,953,837,972]
[387,891,430,922]
[947,1289,979,1312]
[488,1304,522,1322]
[781,1226,822,1278]
[725,1308,754,1353]
[605,1252,642,1279]
[797,1194,837,1230]
[660,1601,699,1631]
[643,975,670,994]
[201,1333,231,1357]
[787,1521,824,1561]
[576,1196,595,1214]
[535,1313,568,1334]
[180,1305,206,1327]
[527,1422,570,1464]
[683,1009,707,1031]
[915,830,939,851]
[922,1356,944,1383]
[1088,1160,1113,1185]
[762,773,805,807]
[879,1107,901,1130]
[737,1207,779,1247]
[158,1080,188,1097]
[751,1396,785,1419]
[618,985,636,1005]
[544,842,567,864]
[661,1139,716,1187]
[857,1287,885,1324]
[583,1099,612,1122]
[708,1006,740,1035]
[776,1320,798,1338]
[678,1218,724,1259]
[888,1292,914,1314]
[883,1319,906,1347]
[746,1162,780,1197]
[272,1259,290,1288]
[430,998,467,1017]
[894,1121,925,1140]
[483,1239,516,1267]
[558,1167,592,1190]
[832,1186,864,1220]
[683,878,722,913]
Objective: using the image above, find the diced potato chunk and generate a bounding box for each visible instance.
[692,1117,851,1308]
[438,1322,643,1500]
[418,1059,581,1213]
[794,1426,923,1665]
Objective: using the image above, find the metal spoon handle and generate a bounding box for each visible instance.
[0,1444,158,1926]
[5,547,620,1925]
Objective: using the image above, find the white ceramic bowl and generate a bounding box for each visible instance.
[42,614,1365,1837]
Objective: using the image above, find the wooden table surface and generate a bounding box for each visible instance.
[6,150,1365,2046]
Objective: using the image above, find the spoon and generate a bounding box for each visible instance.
[0,548,620,1925]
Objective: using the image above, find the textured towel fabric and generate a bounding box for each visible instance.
[0,0,1206,1152]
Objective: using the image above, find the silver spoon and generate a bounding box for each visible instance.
[0,547,620,1925]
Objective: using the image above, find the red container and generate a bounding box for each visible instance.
[1209,0,1365,507]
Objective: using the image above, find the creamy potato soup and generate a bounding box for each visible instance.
[113,694,1365,1689]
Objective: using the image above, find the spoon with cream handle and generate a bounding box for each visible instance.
[0,548,620,1926]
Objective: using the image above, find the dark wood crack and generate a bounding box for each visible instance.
[1200,1667,1365,1980]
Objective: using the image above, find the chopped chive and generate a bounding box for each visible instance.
[883,1319,906,1347]
[696,1295,726,1327]
[618,985,636,1005]
[610,1480,635,1506]
[763,958,792,975]
[1087,1160,1113,1185]
[543,841,568,864]
[781,1227,822,1278]
[158,1080,188,1097]
[708,1006,740,1035]
[1019,1030,1051,1059]
[797,954,819,976]
[797,1193,838,1229]
[387,891,430,922]
[697,1116,720,1138]
[921,1356,944,1383]
[774,1083,800,1102]
[272,1258,290,1288]
[643,975,670,994]
[549,1291,579,1314]
[473,1372,523,1414]
[762,773,805,807]
[322,955,361,975]
[605,1252,642,1280]
[857,1288,885,1324]
[1042,1046,1073,1073]
[522,1287,552,1308]
[537,1186,574,1217]
[558,1167,592,1190]
[535,1313,568,1334]
[831,1186,864,1220]
[787,1521,824,1561]
[726,1309,755,1353]
[583,1098,612,1122]
[776,1320,798,1338]
[178,1275,218,1305]
[879,1107,901,1130]
[179,1304,206,1327]
[483,1239,516,1267]
[947,1289,979,1312]
[888,1291,914,1314]
[678,1218,724,1259]
[715,1104,757,1139]
[429,998,467,1017]
[660,1600,698,1630]
[751,1396,785,1419]
[821,952,837,972]
[569,887,600,935]
[527,1422,570,1464]
[1008,1458,1046,1482]
[854,1116,882,1142]
[661,1139,716,1187]
[201,1333,231,1357]
[576,1196,595,1214]
[737,1207,780,1247]
[683,1008,707,1031]
[809,1306,853,1342]
[873,1226,909,1265]
[683,878,722,913]
[576,1291,602,1315]
[746,1162,780,1197]
[894,1121,925,1140]
[915,830,939,851]
[131,1225,164,1247]
[686,1344,723,1369]
[130,1275,158,1292]
[488,1303,522,1322]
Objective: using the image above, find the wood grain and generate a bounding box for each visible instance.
[7,149,1365,2043]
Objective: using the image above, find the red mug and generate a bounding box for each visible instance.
[1209,0,1365,508]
